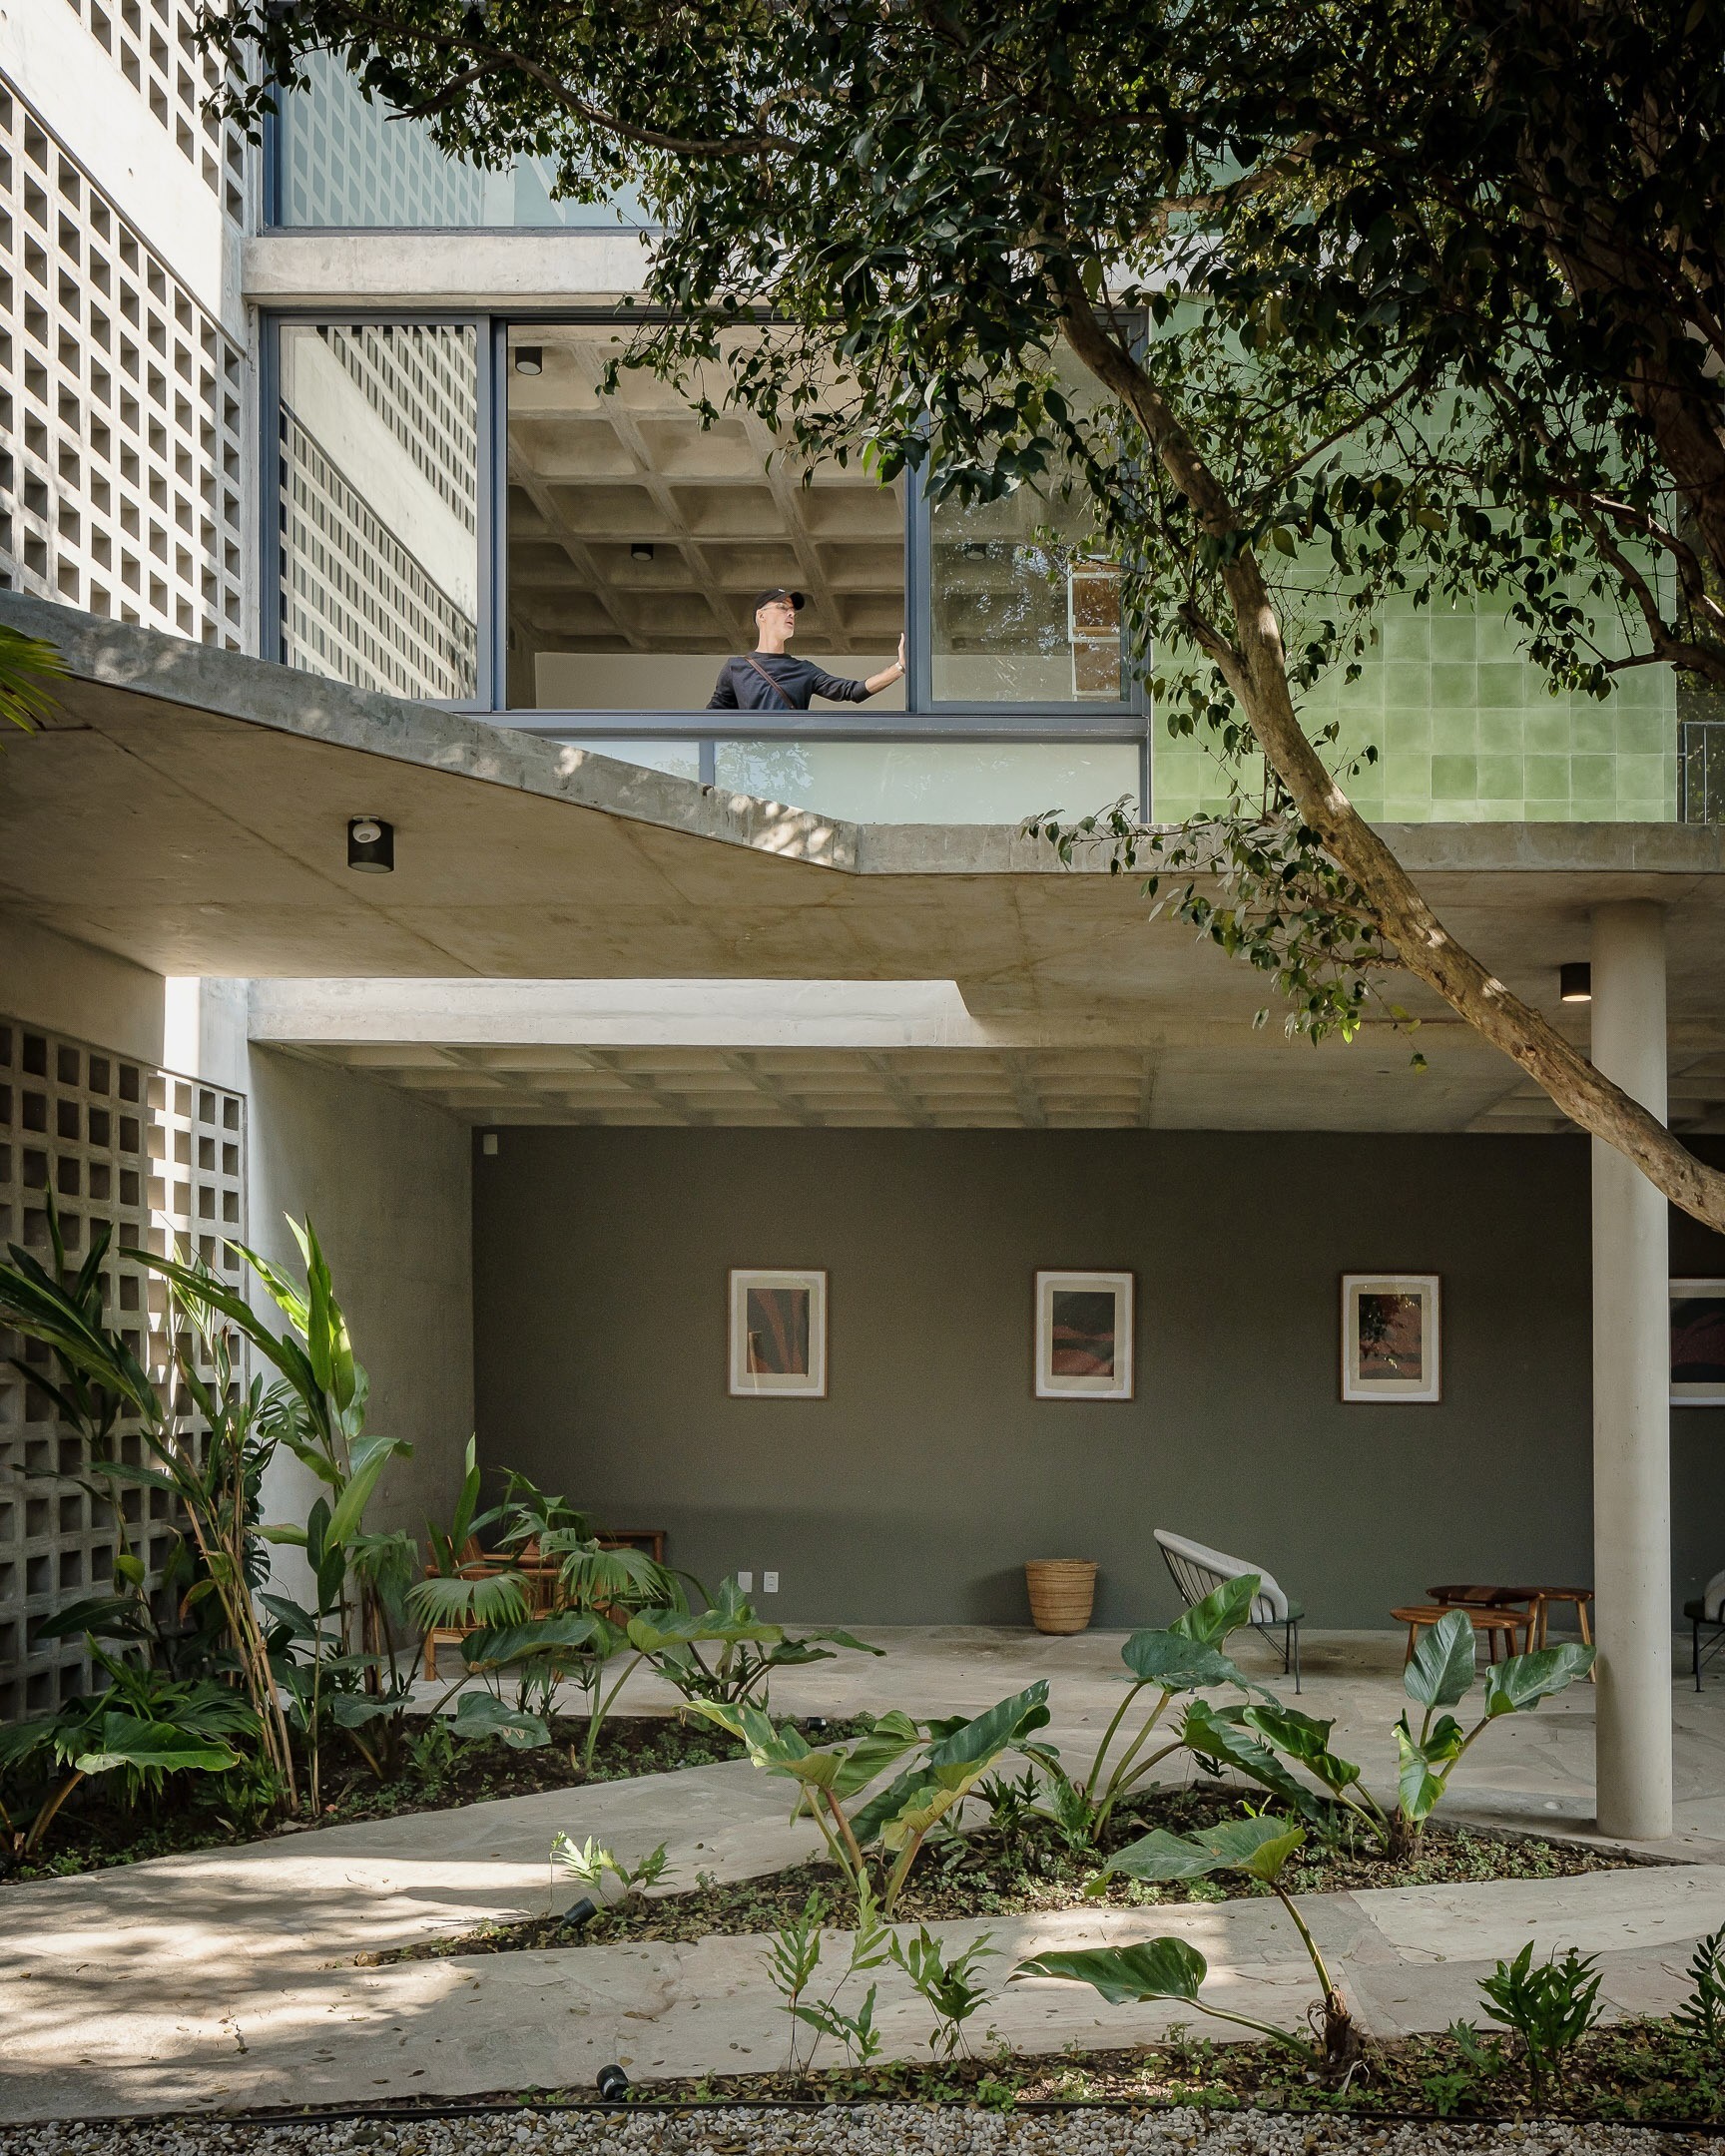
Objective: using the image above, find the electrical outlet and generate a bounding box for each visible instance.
[736,1570,754,1593]
[763,1570,780,1594]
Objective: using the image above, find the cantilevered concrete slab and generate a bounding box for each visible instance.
[5,592,1725,1132]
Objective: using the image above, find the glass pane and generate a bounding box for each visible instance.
[507,325,905,713]
[929,344,1126,706]
[278,322,480,701]
[557,740,703,784]
[277,54,648,230]
[714,740,1141,823]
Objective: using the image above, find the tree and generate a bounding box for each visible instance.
[204,0,1725,1227]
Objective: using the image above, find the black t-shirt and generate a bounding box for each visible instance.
[706,654,873,711]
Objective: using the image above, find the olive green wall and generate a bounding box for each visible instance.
[471,1129,1725,1630]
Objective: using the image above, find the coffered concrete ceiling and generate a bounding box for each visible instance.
[5,593,1725,1136]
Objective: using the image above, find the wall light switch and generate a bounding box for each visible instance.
[736,1570,754,1592]
[763,1571,780,1594]
[481,1132,499,1156]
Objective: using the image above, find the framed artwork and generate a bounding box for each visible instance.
[1342,1274,1440,1403]
[729,1269,828,1397]
[1034,1271,1135,1400]
[1671,1280,1725,1405]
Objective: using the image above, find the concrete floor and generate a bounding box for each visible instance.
[3,1626,1723,2122]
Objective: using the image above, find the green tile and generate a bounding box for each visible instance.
[1383,660,1434,707]
[1479,712,1525,754]
[1431,709,1480,753]
[1385,709,1434,751]
[1524,707,1574,754]
[1430,664,1477,708]
[1477,754,1523,800]
[1383,612,1431,661]
[1522,754,1570,802]
[1474,798,1524,820]
[1432,754,1478,798]
[1384,798,1435,820]
[1615,709,1670,754]
[1430,615,1478,661]
[1522,799,1573,820]
[1569,754,1615,804]
[1570,708,1616,753]
[1475,662,1529,707]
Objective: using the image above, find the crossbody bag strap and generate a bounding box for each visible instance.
[743,655,795,710]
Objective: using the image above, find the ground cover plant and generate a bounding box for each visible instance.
[369,1780,1629,1963]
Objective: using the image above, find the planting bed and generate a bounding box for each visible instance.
[368,1779,1640,1964]
[0,1714,867,1884]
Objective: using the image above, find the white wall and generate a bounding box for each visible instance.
[0,916,165,1065]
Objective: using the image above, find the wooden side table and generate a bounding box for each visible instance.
[1428,1583,1594,1679]
[1393,1603,1524,1664]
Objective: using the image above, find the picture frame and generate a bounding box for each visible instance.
[1670,1279,1725,1405]
[1341,1274,1441,1403]
[728,1269,828,1397]
[1034,1270,1135,1400]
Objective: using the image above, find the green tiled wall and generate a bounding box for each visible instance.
[1151,599,1678,822]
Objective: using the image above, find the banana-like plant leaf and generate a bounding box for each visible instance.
[260,1592,317,1638]
[406,1569,533,1628]
[1120,1627,1249,1692]
[626,1607,782,1651]
[1181,1699,1330,1822]
[325,1432,411,1549]
[1168,1572,1261,1647]
[448,1692,550,1748]
[461,1612,612,1669]
[32,1594,151,1641]
[926,1682,1051,1771]
[829,1711,921,1799]
[1012,1936,1207,2005]
[1090,1811,1305,1891]
[329,1692,404,1728]
[1404,1609,1478,1710]
[1240,1703,1364,1796]
[1481,1642,1595,1717]
[1395,1713,1465,1824]
[75,1714,241,1777]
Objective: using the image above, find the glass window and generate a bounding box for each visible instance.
[713,740,1141,823]
[278,321,480,701]
[507,325,906,714]
[928,343,1128,707]
[276,54,648,230]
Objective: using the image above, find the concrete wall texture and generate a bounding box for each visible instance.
[473,1126,1725,1630]
[0,917,166,1067]
[248,1046,475,1550]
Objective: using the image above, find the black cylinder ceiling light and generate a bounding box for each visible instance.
[1559,962,1592,1003]
[347,816,394,872]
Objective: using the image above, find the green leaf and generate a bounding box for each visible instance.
[1011,1936,1207,2005]
[1481,1642,1594,1717]
[32,1594,151,1642]
[1091,1812,1305,1891]
[75,1715,241,1778]
[925,1682,1050,1771]
[461,1612,612,1669]
[325,1432,410,1549]
[406,1569,534,1629]
[1120,1627,1248,1693]
[1181,1698,1330,1822]
[1395,1712,1464,1824]
[1168,1571,1260,1647]
[448,1693,550,1748]
[1404,1609,1477,1710]
[1240,1703,1364,1796]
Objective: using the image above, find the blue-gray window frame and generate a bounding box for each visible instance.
[260,308,1153,805]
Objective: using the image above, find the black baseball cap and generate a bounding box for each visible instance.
[753,587,807,612]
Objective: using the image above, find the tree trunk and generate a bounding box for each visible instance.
[1056,284,1725,1236]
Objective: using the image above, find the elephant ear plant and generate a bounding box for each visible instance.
[1016,1571,1268,1847]
[1014,1811,1364,2078]
[1183,1609,1594,1858]
[692,1683,1052,1913]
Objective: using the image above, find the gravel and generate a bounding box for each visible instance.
[0,2113,1716,2156]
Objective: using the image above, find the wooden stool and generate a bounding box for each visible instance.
[1393,1603,1523,1665]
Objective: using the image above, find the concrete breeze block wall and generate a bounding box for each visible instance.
[473,1125,1725,1631]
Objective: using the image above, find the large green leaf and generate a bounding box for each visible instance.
[31,1594,152,1642]
[1240,1703,1364,1797]
[407,1569,533,1628]
[1091,1811,1305,1891]
[448,1692,550,1748]
[925,1682,1050,1771]
[1481,1642,1595,1717]
[1181,1699,1330,1822]
[829,1711,921,1799]
[75,1714,241,1777]
[1120,1627,1248,1693]
[461,1612,613,1669]
[326,1432,411,1548]
[1404,1609,1477,1710]
[1012,1936,1207,2005]
[1168,1571,1260,1648]
[1395,1713,1464,1824]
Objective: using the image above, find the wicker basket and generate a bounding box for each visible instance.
[1025,1558,1098,1635]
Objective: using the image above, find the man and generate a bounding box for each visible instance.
[707,588,905,710]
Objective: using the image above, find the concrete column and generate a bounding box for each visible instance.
[1590,899,1672,1842]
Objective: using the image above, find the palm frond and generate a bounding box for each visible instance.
[0,624,65,735]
